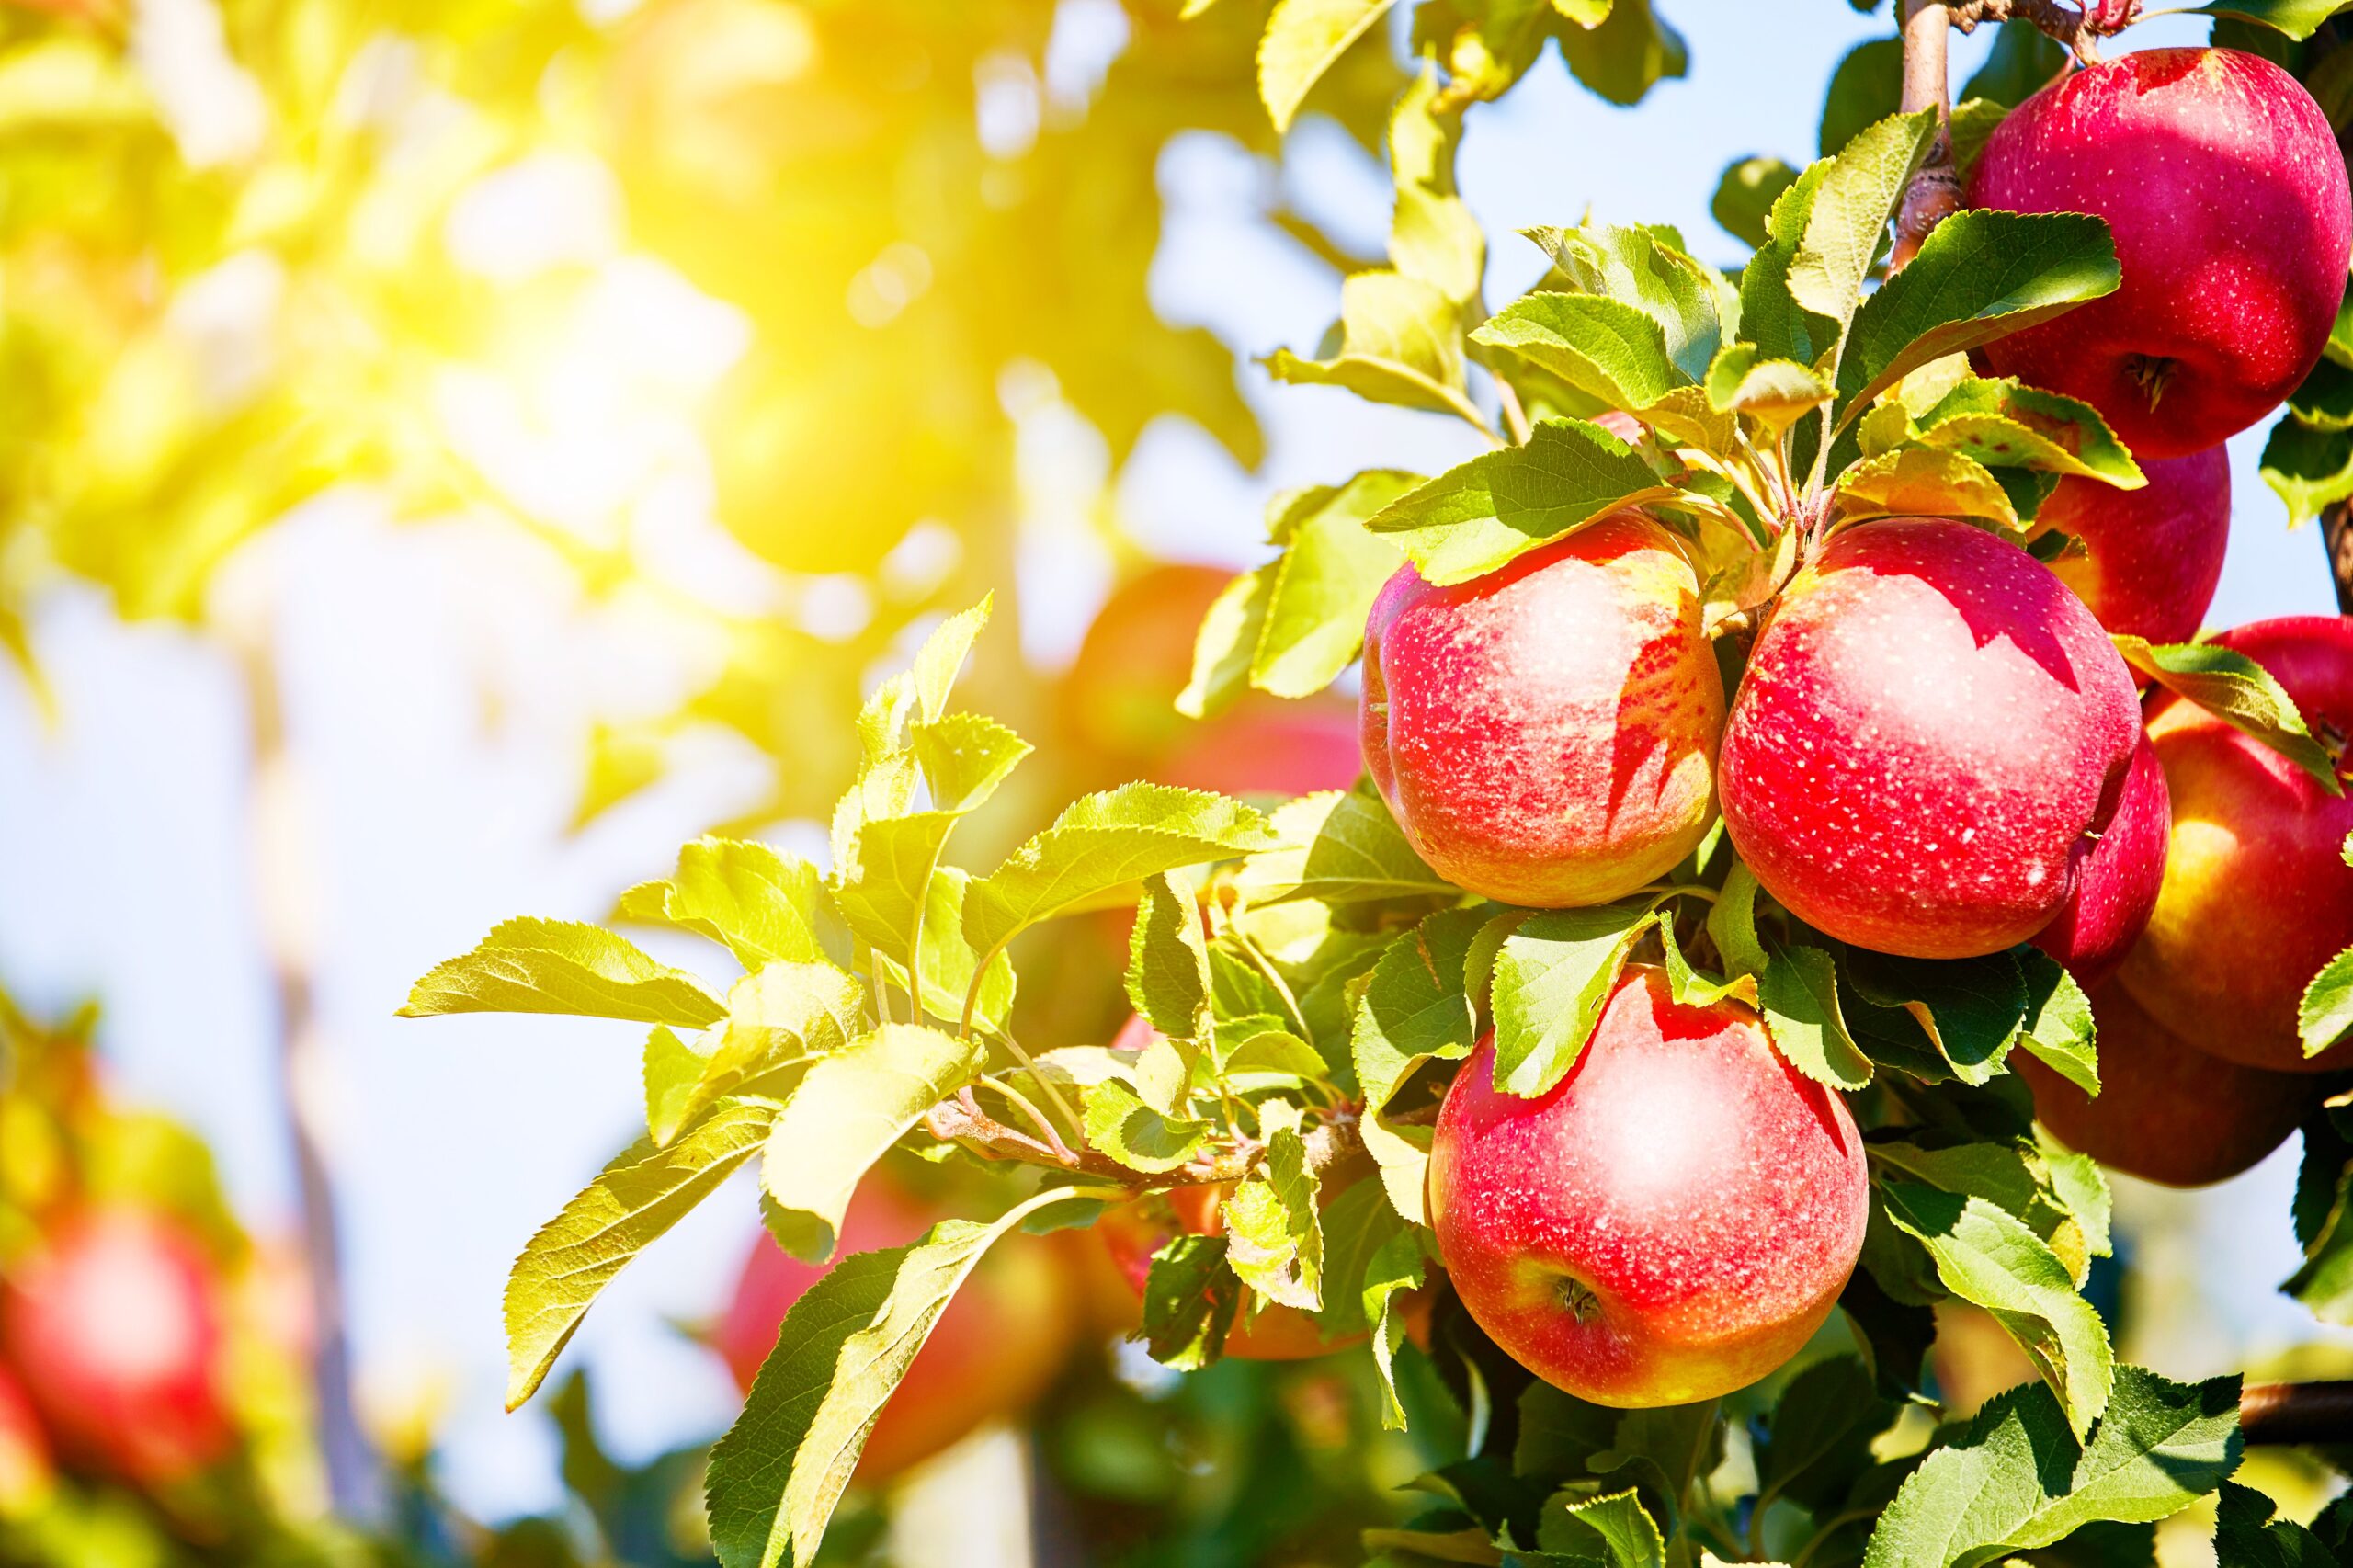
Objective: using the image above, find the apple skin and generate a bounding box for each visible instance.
[712,1174,1075,1480]
[1360,512,1724,907]
[1158,704,1362,800]
[2016,982,2311,1187]
[0,1364,50,1514]
[1969,49,2351,459]
[1720,518,2143,960]
[1062,564,1233,768]
[2119,616,2353,1071]
[2034,447,2232,646]
[0,1209,235,1484]
[2032,733,2171,989]
[1427,965,1868,1407]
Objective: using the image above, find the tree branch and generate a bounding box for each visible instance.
[1892,0,1961,273]
[2242,1380,2353,1445]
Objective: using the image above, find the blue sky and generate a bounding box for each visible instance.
[0,0,2336,1522]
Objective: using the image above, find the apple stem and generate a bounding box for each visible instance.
[2324,503,2353,614]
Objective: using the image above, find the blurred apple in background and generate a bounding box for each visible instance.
[0,1208,234,1485]
[0,1364,51,1514]
[710,1168,1076,1481]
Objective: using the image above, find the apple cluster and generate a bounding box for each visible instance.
[1365,46,2353,1408]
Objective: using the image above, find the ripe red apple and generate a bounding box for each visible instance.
[1720,517,2143,959]
[1360,512,1724,907]
[1094,1184,1364,1361]
[2119,616,2353,1071]
[2014,982,2309,1187]
[0,1364,50,1513]
[2032,733,2170,989]
[1157,704,1362,799]
[0,1209,234,1483]
[1429,965,1868,1406]
[2034,448,2231,646]
[1969,49,2351,459]
[1062,564,1234,768]
[711,1171,1075,1480]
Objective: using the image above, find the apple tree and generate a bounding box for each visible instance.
[402,2,2353,1566]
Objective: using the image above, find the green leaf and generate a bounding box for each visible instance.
[1266,270,1483,428]
[2302,946,2353,1061]
[1252,472,1418,699]
[2288,355,2353,434]
[1540,1488,1665,1566]
[1959,20,2064,108]
[1472,292,1690,415]
[705,1185,1108,1568]
[2284,1102,2353,1322]
[1706,860,1768,979]
[1258,0,1402,134]
[1711,156,1798,250]
[1756,1356,1889,1514]
[1833,445,2017,528]
[910,711,1031,813]
[1655,912,1756,1011]
[1083,1078,1210,1174]
[1488,903,1654,1097]
[1142,1233,1241,1369]
[909,598,994,722]
[1178,565,1277,722]
[1556,0,1686,107]
[963,784,1281,960]
[1819,36,1903,157]
[1362,1226,1427,1428]
[618,839,829,971]
[1522,222,1728,381]
[1910,377,2143,487]
[2190,0,2353,40]
[2018,949,2099,1096]
[400,918,727,1028]
[1388,62,1483,306]
[643,1026,704,1144]
[2263,416,2353,528]
[696,962,868,1125]
[1362,416,1677,586]
[1313,1175,1405,1342]
[1843,949,2029,1085]
[1225,1104,1324,1310]
[1354,907,1486,1224]
[1838,211,2120,420]
[2214,1480,2342,1567]
[757,1025,986,1263]
[1788,108,1938,338]
[1741,159,1835,369]
[1948,98,2008,182]
[887,869,1016,1032]
[2112,635,2344,797]
[1703,342,1831,433]
[1757,942,1872,1091]
[1875,1178,2114,1438]
[1237,786,1454,906]
[506,1087,783,1410]
[1859,1366,2240,1568]
[1127,871,1212,1043]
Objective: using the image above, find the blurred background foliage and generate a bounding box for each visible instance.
[0,0,1693,1560]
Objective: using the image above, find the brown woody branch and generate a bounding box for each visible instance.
[1942,1,2142,64]
[1892,0,1962,273]
[924,1094,1367,1189]
[2242,1381,2353,1445]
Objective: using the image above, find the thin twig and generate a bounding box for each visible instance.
[2241,1381,2353,1445]
[1892,0,1961,274]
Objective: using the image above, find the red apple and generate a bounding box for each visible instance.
[0,1364,50,1513]
[1428,965,1868,1407]
[711,1172,1074,1480]
[0,1209,234,1484]
[2014,982,2309,1187]
[1360,512,1724,907]
[1157,704,1362,799]
[2034,448,2231,646]
[1062,564,1234,768]
[2032,733,2170,989]
[1720,518,2142,959]
[1969,49,2351,459]
[2119,616,2353,1071]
